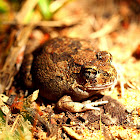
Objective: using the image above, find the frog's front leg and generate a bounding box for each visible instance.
[56,95,108,112]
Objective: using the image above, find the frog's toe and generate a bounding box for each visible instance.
[83,100,108,111]
[56,95,108,112]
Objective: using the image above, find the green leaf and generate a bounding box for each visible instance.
[38,0,52,20]
[0,0,10,13]
[0,109,5,123]
[24,10,34,23]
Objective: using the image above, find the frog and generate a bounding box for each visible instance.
[21,37,117,112]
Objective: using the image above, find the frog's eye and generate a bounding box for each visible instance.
[81,67,97,79]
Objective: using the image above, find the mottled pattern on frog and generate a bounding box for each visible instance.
[29,37,117,101]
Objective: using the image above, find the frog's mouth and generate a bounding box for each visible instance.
[86,80,116,90]
[76,76,117,92]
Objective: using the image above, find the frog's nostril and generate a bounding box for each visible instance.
[96,52,103,60]
[96,51,112,63]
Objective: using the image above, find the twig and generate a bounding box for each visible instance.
[10,114,21,133]
[90,15,121,39]
[63,126,82,140]
[0,25,34,94]
[15,0,39,23]
[3,18,80,27]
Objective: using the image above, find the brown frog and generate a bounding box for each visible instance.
[22,37,117,112]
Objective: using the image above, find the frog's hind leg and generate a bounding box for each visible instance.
[21,53,34,88]
[56,95,108,112]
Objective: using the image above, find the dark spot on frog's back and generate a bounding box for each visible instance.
[50,52,73,63]
[45,38,61,49]
[48,38,83,63]
[68,40,82,50]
